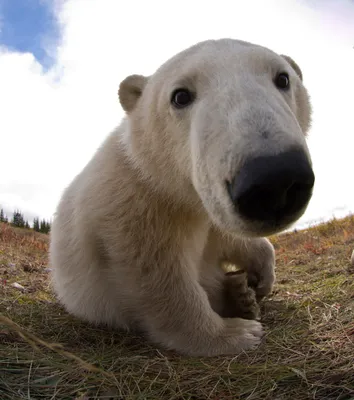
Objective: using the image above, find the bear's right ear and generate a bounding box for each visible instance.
[118,74,148,113]
[281,55,303,81]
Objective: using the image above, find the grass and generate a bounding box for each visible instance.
[1,217,354,400]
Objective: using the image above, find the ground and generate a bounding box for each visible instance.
[1,216,354,400]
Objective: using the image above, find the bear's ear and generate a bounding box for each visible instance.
[118,74,148,113]
[281,55,303,81]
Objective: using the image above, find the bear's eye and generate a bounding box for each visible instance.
[275,72,290,90]
[171,89,194,108]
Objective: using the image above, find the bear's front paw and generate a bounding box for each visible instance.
[245,238,276,301]
[247,268,275,301]
[223,271,260,320]
[219,318,264,353]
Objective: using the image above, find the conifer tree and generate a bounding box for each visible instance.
[33,217,40,232]
[12,210,25,228]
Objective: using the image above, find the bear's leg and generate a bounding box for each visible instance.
[139,258,263,357]
[198,261,225,316]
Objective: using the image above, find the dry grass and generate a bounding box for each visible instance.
[1,217,354,400]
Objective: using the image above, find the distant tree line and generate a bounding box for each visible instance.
[0,208,51,234]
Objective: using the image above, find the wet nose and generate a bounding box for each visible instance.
[227,149,315,224]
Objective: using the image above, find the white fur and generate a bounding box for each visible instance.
[49,38,313,357]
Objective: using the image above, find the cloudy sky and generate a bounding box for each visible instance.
[0,0,353,229]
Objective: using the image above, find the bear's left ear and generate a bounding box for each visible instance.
[281,55,303,81]
[118,74,148,113]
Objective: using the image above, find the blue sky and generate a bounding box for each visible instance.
[0,0,353,229]
[0,0,60,69]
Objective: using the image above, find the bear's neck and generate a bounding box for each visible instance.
[115,121,204,218]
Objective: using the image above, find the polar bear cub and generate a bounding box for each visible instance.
[49,38,315,357]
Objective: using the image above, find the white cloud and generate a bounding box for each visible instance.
[0,0,353,228]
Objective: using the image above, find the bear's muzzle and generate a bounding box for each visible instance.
[226,148,315,226]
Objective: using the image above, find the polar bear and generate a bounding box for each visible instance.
[49,38,315,357]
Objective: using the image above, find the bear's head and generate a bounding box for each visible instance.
[118,39,315,237]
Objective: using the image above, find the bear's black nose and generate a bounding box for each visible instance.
[227,149,315,224]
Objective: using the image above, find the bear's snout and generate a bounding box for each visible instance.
[226,149,315,225]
